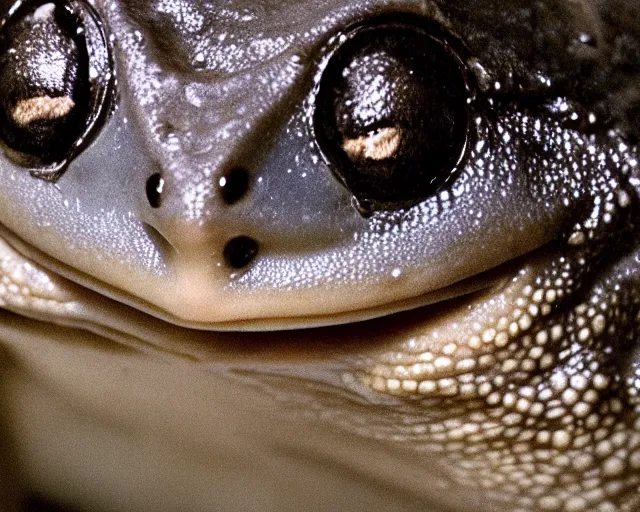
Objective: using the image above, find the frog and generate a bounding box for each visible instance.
[0,0,639,510]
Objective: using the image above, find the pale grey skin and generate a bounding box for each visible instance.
[0,0,640,511]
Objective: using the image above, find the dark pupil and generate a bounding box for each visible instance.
[0,3,89,163]
[315,23,469,210]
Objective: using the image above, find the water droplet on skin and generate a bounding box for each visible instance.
[578,32,596,46]
[184,85,202,107]
[133,30,144,44]
[193,52,206,69]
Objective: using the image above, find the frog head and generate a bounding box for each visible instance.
[0,1,639,511]
[0,0,593,329]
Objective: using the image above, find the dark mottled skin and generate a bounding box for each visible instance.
[0,1,639,512]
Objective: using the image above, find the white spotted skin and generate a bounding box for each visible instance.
[0,1,639,512]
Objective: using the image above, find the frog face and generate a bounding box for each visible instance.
[0,1,639,511]
[0,0,595,329]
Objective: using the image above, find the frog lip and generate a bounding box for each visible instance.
[115,250,529,333]
[180,247,537,332]
[205,258,520,332]
[0,220,535,332]
[0,214,549,333]
[117,248,526,332]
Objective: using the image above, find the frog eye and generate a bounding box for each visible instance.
[0,0,113,180]
[313,19,470,212]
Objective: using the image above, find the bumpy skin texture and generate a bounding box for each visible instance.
[0,1,639,511]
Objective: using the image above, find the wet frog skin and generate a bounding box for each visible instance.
[0,0,638,511]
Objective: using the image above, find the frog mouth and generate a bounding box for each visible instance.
[0,204,554,338]
[0,217,537,334]
[0,222,557,361]
[213,251,529,332]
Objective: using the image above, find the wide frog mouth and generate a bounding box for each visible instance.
[0,211,554,333]
[0,167,639,512]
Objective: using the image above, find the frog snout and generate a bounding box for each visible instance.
[138,164,263,271]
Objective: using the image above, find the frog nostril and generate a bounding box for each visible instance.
[218,167,249,205]
[146,173,165,208]
[223,236,259,268]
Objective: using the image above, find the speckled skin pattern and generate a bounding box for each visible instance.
[0,1,639,511]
